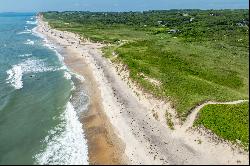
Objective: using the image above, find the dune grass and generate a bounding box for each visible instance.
[43,10,249,120]
[114,35,248,119]
[194,102,249,149]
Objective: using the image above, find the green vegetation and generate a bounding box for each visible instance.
[194,102,249,149]
[165,112,174,130]
[43,10,249,120]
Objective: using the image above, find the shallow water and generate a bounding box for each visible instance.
[0,13,88,165]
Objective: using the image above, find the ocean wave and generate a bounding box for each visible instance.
[26,20,37,25]
[6,58,61,89]
[19,58,57,73]
[17,29,32,35]
[19,53,32,57]
[24,39,35,45]
[34,102,89,165]
[53,47,65,63]
[33,22,72,83]
[64,71,72,80]
[32,27,43,38]
[6,65,23,89]
[40,40,65,65]
[17,31,31,35]
[32,26,65,64]
[31,21,88,164]
[72,73,85,82]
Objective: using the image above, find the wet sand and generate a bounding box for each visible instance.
[63,47,127,165]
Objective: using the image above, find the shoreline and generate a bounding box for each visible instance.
[62,46,127,165]
[36,15,249,165]
[35,17,127,164]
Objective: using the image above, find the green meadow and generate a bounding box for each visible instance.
[194,102,249,149]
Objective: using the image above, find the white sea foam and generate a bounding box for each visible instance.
[60,66,67,70]
[71,82,76,91]
[18,28,32,35]
[34,102,89,165]
[37,33,64,63]
[54,48,65,62]
[19,58,57,73]
[64,71,72,80]
[31,18,89,165]
[24,39,35,45]
[72,73,85,82]
[43,40,65,65]
[6,58,60,89]
[33,23,73,88]
[6,65,23,89]
[33,24,66,67]
[18,31,31,35]
[26,20,37,25]
[19,53,32,57]
[32,27,44,38]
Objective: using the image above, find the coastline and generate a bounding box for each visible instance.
[62,46,127,164]
[35,17,127,164]
[36,15,249,165]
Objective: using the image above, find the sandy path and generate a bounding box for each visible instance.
[36,15,249,165]
[180,100,249,131]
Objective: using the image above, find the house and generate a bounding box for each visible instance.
[168,29,180,34]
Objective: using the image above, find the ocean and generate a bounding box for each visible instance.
[0,13,89,164]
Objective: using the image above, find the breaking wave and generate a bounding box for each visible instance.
[6,58,61,89]
[34,102,89,165]
[17,28,32,35]
[19,53,32,57]
[26,20,37,25]
[6,65,23,89]
[24,39,35,45]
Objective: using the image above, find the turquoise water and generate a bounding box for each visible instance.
[0,13,88,164]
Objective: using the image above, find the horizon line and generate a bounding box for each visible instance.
[0,8,249,14]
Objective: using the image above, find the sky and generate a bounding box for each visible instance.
[0,0,249,12]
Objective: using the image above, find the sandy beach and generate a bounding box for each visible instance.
[36,15,249,165]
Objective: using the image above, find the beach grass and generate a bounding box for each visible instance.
[115,36,248,119]
[43,10,249,120]
[194,102,249,149]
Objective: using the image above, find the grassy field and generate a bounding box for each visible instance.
[42,10,249,120]
[115,36,248,119]
[194,102,249,149]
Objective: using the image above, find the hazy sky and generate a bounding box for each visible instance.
[0,0,249,12]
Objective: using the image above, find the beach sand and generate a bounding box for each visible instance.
[63,47,127,165]
[36,15,249,165]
